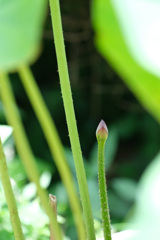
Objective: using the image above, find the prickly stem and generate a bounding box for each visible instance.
[96,120,112,240]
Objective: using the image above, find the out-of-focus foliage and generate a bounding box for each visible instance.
[0,0,160,239]
[0,177,50,240]
[92,0,160,239]
[0,137,57,240]
[91,0,160,123]
[0,0,47,71]
[0,125,12,144]
[111,0,160,77]
[128,153,160,240]
[0,127,52,240]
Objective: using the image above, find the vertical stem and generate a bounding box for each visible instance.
[0,138,24,240]
[98,141,112,240]
[49,195,57,240]
[0,72,62,240]
[49,1,96,239]
[18,65,86,240]
[97,120,112,240]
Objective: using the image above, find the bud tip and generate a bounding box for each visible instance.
[96,120,108,141]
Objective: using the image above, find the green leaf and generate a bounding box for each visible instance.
[91,0,160,123]
[130,153,160,240]
[0,125,12,144]
[108,189,130,219]
[111,0,160,77]
[0,0,47,72]
[111,178,137,202]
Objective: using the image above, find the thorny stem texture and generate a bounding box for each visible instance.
[0,72,62,240]
[97,139,112,240]
[0,138,24,240]
[18,65,85,240]
[49,0,96,239]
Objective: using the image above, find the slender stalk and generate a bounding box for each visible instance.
[0,72,62,240]
[48,0,96,239]
[18,65,86,240]
[49,195,57,240]
[0,138,24,240]
[96,120,112,240]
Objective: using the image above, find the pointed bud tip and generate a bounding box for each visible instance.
[96,120,108,142]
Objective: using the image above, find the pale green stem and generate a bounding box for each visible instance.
[48,0,96,239]
[18,64,86,240]
[98,140,112,240]
[0,138,24,240]
[0,72,62,240]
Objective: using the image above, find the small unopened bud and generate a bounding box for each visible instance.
[96,120,108,142]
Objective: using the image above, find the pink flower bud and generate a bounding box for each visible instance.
[96,120,108,142]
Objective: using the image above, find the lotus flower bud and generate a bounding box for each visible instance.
[96,120,108,142]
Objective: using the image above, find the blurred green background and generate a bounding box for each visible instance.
[0,0,160,239]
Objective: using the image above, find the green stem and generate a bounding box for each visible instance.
[18,65,86,240]
[49,0,95,239]
[98,140,112,240]
[0,138,24,240]
[0,72,62,240]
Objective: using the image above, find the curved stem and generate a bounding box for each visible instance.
[48,0,96,239]
[0,72,62,240]
[0,138,24,240]
[18,65,86,240]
